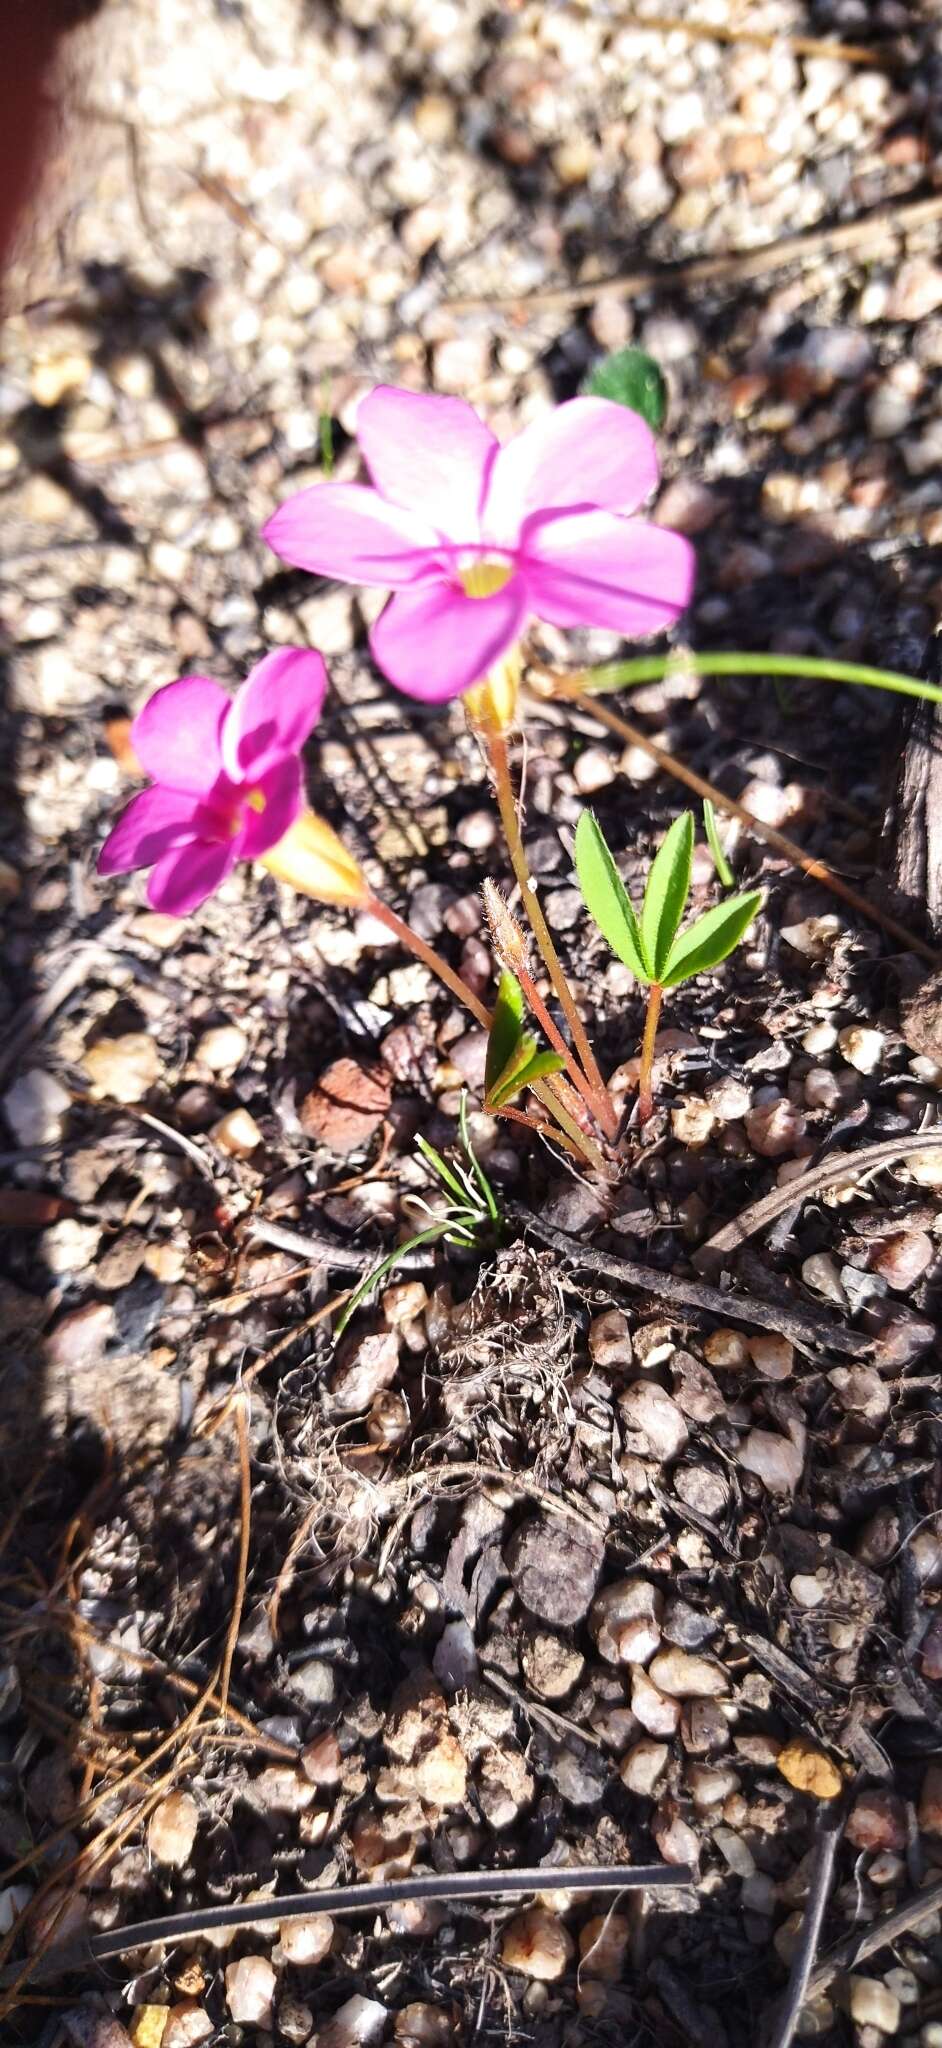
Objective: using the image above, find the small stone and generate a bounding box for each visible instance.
[319,1998,389,2048]
[648,1648,727,1699]
[829,1366,889,1423]
[590,1578,662,1666]
[477,1745,534,1829]
[777,1740,842,1800]
[631,1668,680,1738]
[652,1798,700,1870]
[803,1021,839,1055]
[686,1763,740,1809]
[904,1150,942,1187]
[520,1632,584,1700]
[330,1330,399,1415]
[588,1309,633,1368]
[839,1026,885,1075]
[552,137,595,185]
[277,2000,315,2046]
[579,1913,630,1980]
[802,1253,847,1307]
[738,1428,803,1495]
[501,1906,574,1981]
[130,2011,168,2048]
[745,1098,807,1158]
[434,334,490,392]
[41,1217,100,1277]
[300,1058,391,1155]
[847,1978,901,2034]
[210,1107,264,1158]
[83,1033,160,1104]
[783,915,842,960]
[747,1334,794,1381]
[870,1230,932,1291]
[382,1281,428,1327]
[3,1068,71,1147]
[704,1329,750,1371]
[887,257,942,322]
[671,1098,716,1148]
[620,1740,669,1796]
[45,1302,116,1370]
[655,477,722,535]
[162,2006,213,2048]
[147,1791,199,1866]
[394,2005,456,2048]
[619,1381,688,1460]
[225,1957,276,2027]
[846,1792,906,1853]
[573,747,614,795]
[705,1078,752,1121]
[195,1025,248,1073]
[804,1067,842,1110]
[920,1764,942,1837]
[505,1515,604,1625]
[277,1913,333,1964]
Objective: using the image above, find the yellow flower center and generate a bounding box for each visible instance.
[245,788,267,815]
[460,559,514,600]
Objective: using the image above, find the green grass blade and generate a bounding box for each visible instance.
[641,812,693,979]
[574,810,651,980]
[415,1134,472,1205]
[334,1222,448,1336]
[702,798,734,888]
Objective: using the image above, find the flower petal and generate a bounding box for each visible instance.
[131,677,229,793]
[233,758,303,860]
[369,574,529,702]
[147,837,237,917]
[98,785,202,876]
[262,482,440,587]
[221,648,328,783]
[525,509,695,636]
[484,397,661,544]
[357,385,497,542]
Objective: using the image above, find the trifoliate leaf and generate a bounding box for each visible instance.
[580,346,667,429]
[641,811,694,980]
[574,810,651,981]
[661,890,763,988]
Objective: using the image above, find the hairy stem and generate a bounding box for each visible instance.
[484,727,618,1138]
[366,896,602,1163]
[637,983,663,1125]
[579,649,942,707]
[366,895,492,1028]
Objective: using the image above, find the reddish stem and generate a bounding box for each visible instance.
[637,983,663,1125]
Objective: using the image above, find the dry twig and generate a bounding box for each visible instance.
[700,1130,942,1261]
[765,1807,844,2048]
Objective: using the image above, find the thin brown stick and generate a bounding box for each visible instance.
[216,1393,251,1723]
[766,1808,844,2048]
[267,1501,320,1639]
[619,15,896,65]
[563,686,940,966]
[807,1876,942,1998]
[699,1129,942,1262]
[449,192,942,317]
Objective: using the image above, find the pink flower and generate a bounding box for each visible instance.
[98,649,328,915]
[262,387,695,704]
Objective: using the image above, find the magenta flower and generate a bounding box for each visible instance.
[98,649,328,915]
[262,387,695,704]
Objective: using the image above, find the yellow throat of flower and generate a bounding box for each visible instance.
[459,561,520,733]
[258,810,368,907]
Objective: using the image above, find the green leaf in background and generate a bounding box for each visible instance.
[574,810,651,981]
[661,890,763,988]
[702,798,735,889]
[641,811,693,980]
[580,346,667,429]
[485,970,526,1098]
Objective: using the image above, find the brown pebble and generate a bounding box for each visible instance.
[300,1057,392,1155]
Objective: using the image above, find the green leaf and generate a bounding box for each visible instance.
[661,890,763,988]
[415,1134,472,1206]
[574,810,651,982]
[702,798,734,889]
[641,812,694,980]
[488,1045,566,1111]
[458,1091,500,1225]
[580,347,667,429]
[486,1029,540,1109]
[485,970,526,1098]
[334,1220,449,1335]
